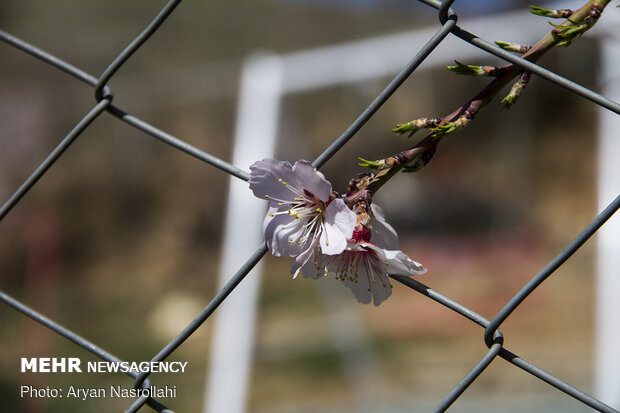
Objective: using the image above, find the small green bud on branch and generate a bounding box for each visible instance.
[501,72,531,110]
[530,5,574,18]
[495,40,531,54]
[430,104,478,139]
[358,157,388,170]
[392,117,441,137]
[549,3,603,46]
[550,21,588,46]
[446,60,505,77]
[393,98,481,141]
[429,121,458,139]
[430,122,457,138]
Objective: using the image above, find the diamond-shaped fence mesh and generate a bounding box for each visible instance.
[1,0,619,412]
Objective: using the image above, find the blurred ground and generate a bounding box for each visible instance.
[0,0,607,412]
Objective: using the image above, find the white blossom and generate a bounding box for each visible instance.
[249,158,357,258]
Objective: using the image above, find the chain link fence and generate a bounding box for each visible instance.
[1,0,619,412]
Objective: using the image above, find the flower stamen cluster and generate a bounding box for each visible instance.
[265,187,326,246]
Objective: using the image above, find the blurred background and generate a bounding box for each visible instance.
[0,0,615,412]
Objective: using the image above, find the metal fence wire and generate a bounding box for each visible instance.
[1,0,619,412]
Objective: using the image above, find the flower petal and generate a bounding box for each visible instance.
[249,158,300,204]
[369,276,393,306]
[351,243,424,306]
[263,206,307,257]
[291,160,332,201]
[291,245,325,280]
[370,204,400,250]
[338,264,373,305]
[365,243,426,276]
[319,199,357,255]
[335,252,392,306]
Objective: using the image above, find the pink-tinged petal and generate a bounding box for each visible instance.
[350,250,392,306]
[263,207,305,257]
[330,200,358,236]
[322,243,390,305]
[319,199,357,255]
[249,158,300,203]
[353,243,424,305]
[290,238,320,278]
[369,274,393,306]
[291,260,304,279]
[292,245,325,280]
[319,225,347,256]
[291,160,332,201]
[291,247,312,279]
[366,243,426,276]
[339,268,373,305]
[370,204,400,250]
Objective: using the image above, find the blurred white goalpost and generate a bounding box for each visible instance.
[204,3,620,413]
